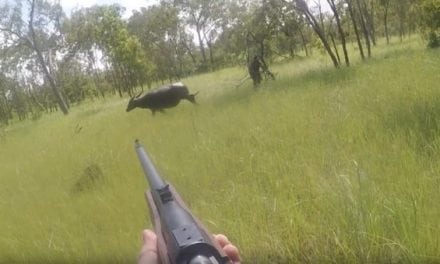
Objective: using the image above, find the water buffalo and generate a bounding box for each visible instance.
[126,82,198,115]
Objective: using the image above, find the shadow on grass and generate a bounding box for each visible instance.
[383,99,440,155]
[380,46,418,60]
[267,64,357,95]
[75,107,103,118]
[207,85,257,108]
[71,163,105,194]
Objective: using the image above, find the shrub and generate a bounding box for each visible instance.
[418,0,440,48]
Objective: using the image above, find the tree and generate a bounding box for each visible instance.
[212,0,252,64]
[327,0,350,66]
[418,0,440,48]
[0,0,70,114]
[361,0,376,45]
[378,0,391,44]
[177,0,227,71]
[294,0,340,67]
[392,0,418,42]
[0,74,14,125]
[66,5,154,96]
[62,5,106,98]
[355,0,372,57]
[274,0,310,58]
[128,4,193,81]
[346,0,365,60]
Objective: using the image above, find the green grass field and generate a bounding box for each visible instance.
[1,37,440,263]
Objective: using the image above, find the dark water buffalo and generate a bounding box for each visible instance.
[126,82,198,115]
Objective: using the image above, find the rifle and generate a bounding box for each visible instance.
[135,140,232,264]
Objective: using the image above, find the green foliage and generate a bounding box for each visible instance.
[178,0,229,70]
[1,39,439,263]
[418,0,440,47]
[65,5,154,95]
[128,5,190,81]
[0,0,70,114]
[213,1,259,63]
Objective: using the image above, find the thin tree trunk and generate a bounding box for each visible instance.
[28,0,68,114]
[384,4,390,44]
[355,0,371,57]
[347,0,365,60]
[327,0,350,66]
[206,40,214,69]
[399,19,404,42]
[183,40,197,67]
[295,0,339,67]
[196,24,207,68]
[89,51,105,98]
[299,27,309,56]
[290,45,295,57]
[308,13,339,67]
[364,0,376,46]
[33,45,69,114]
[330,32,341,64]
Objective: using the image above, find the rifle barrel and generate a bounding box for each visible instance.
[135,140,166,189]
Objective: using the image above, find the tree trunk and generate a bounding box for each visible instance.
[384,4,390,44]
[206,40,215,69]
[307,13,339,68]
[182,40,197,67]
[187,47,197,66]
[34,48,69,114]
[195,24,207,69]
[299,27,309,56]
[0,91,11,125]
[28,0,68,114]
[355,0,371,57]
[330,32,341,64]
[347,0,365,60]
[295,0,339,67]
[328,0,350,66]
[89,51,105,98]
[364,0,376,46]
[399,18,404,42]
[290,45,295,57]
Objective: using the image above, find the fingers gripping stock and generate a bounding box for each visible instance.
[135,140,231,264]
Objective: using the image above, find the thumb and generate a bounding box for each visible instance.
[138,230,158,264]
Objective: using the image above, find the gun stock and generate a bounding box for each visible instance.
[135,140,231,264]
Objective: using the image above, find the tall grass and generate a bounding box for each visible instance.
[1,38,439,263]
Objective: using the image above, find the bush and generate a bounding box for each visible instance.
[419,0,440,48]
[427,32,440,48]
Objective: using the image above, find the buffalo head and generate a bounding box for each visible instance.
[126,92,143,112]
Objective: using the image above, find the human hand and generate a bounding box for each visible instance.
[138,229,241,264]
